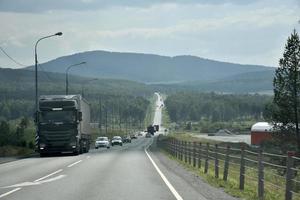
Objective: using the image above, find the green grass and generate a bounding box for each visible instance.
[0,145,34,157]
[167,132,219,144]
[160,137,300,200]
[161,106,171,128]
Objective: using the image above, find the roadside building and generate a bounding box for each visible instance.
[251,122,273,145]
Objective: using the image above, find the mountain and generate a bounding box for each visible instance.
[25,50,275,83]
[172,70,275,94]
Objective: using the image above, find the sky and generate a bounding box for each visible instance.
[0,0,299,69]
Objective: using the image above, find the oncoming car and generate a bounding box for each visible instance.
[95,137,110,149]
[111,136,123,146]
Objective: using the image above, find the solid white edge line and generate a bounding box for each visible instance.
[33,169,63,182]
[0,187,21,199]
[145,142,183,200]
[67,160,82,168]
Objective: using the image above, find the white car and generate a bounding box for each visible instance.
[111,136,123,146]
[95,137,110,149]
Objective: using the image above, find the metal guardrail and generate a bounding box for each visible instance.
[157,136,300,200]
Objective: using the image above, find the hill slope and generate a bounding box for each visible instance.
[25,50,274,83]
[173,70,275,93]
[0,68,152,100]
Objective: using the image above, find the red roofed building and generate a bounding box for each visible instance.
[251,122,273,145]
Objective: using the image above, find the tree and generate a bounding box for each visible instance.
[272,29,300,151]
[0,121,10,146]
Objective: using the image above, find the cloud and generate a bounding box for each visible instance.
[0,0,257,13]
[0,0,299,68]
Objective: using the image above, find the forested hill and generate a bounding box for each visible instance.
[0,67,153,121]
[25,50,275,83]
[0,67,152,99]
[170,70,275,94]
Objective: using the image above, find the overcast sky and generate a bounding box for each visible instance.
[0,0,299,68]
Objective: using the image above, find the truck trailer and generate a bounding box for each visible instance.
[35,95,91,156]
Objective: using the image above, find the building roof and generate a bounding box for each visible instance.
[251,122,273,132]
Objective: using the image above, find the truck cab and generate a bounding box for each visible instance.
[36,95,91,156]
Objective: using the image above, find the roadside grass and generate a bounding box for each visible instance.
[162,142,300,200]
[0,119,36,157]
[163,151,290,200]
[167,132,219,144]
[161,106,171,128]
[160,95,300,199]
[0,145,34,157]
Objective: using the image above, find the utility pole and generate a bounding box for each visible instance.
[99,97,102,135]
[105,107,108,137]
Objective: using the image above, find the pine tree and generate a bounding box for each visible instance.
[272,29,300,151]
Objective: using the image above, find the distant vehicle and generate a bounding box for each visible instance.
[145,133,152,138]
[137,132,143,136]
[111,136,123,146]
[154,125,159,132]
[123,135,131,143]
[95,137,110,149]
[36,95,91,156]
[130,134,138,139]
[147,125,155,135]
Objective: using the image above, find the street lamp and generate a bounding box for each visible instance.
[81,78,98,97]
[35,32,62,119]
[65,61,86,95]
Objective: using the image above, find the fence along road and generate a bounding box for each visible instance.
[158,137,300,200]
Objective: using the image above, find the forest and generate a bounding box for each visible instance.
[0,68,152,152]
[164,92,271,132]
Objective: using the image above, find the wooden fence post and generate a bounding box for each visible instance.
[258,148,264,200]
[193,142,197,167]
[285,151,295,200]
[188,142,192,165]
[180,141,183,161]
[215,144,219,178]
[198,142,202,168]
[239,145,245,190]
[184,141,187,163]
[223,145,230,181]
[173,139,177,158]
[171,139,174,156]
[204,143,209,174]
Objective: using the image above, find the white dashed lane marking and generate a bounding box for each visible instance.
[67,160,82,168]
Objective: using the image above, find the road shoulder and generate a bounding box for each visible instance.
[148,138,240,200]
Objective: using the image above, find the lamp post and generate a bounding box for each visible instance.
[81,78,98,97]
[35,32,62,119]
[65,61,86,95]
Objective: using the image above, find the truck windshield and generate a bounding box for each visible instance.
[40,110,76,123]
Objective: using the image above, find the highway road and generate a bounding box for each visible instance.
[0,93,237,200]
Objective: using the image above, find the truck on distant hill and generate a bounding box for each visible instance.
[35,95,91,156]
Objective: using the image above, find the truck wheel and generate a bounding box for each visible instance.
[73,150,79,155]
[40,153,47,157]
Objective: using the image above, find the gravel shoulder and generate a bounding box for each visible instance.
[149,137,240,200]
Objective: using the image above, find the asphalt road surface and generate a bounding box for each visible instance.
[0,93,238,200]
